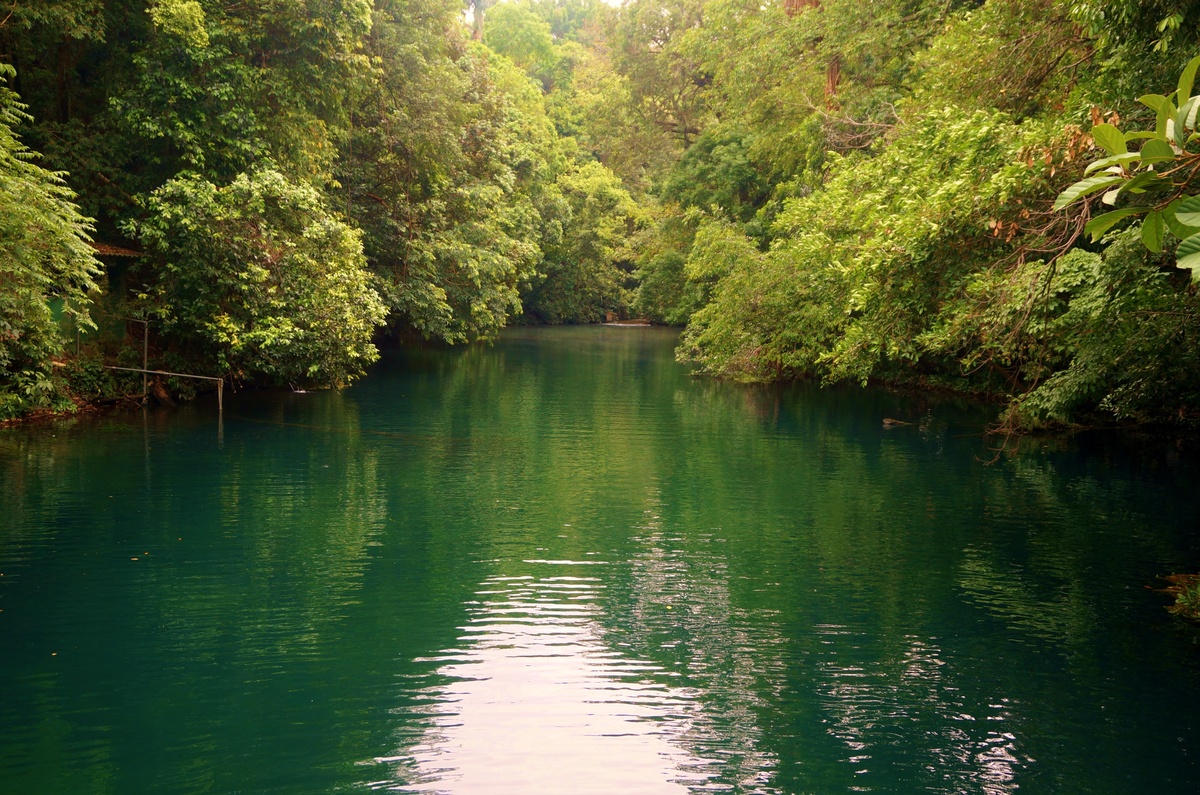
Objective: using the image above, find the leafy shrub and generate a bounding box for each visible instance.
[1017,231,1200,427]
[63,357,118,400]
[0,65,101,417]
[681,107,1058,385]
[130,169,386,387]
[523,160,641,323]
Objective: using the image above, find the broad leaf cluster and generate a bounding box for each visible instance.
[1056,55,1200,281]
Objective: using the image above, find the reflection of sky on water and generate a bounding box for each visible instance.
[614,500,1032,795]
[371,540,1035,794]
[813,627,1027,794]
[373,572,724,794]
[620,519,785,794]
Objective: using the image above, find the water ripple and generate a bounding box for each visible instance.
[371,574,723,794]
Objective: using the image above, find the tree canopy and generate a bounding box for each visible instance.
[3,0,1200,428]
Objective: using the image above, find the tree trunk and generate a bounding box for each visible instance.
[784,0,820,17]
[471,0,489,42]
[150,378,176,408]
[825,54,841,108]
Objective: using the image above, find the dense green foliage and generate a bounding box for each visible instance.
[619,0,1200,430]
[1053,55,1200,280]
[3,0,1200,428]
[523,160,640,323]
[0,64,100,419]
[0,0,645,409]
[132,169,385,386]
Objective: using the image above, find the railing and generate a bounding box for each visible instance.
[104,367,224,412]
[73,313,224,413]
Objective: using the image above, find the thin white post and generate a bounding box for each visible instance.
[141,321,148,397]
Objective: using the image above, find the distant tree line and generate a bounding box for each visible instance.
[4,0,1200,429]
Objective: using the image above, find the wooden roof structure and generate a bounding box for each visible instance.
[89,242,144,257]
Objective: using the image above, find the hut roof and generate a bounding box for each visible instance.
[89,242,144,257]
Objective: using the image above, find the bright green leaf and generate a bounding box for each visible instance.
[1164,198,1200,238]
[1085,208,1142,241]
[1142,210,1165,252]
[1178,54,1200,104]
[1140,94,1176,140]
[1090,123,1127,155]
[1176,232,1200,280]
[1118,170,1166,195]
[1161,103,1177,140]
[1140,138,1176,163]
[1176,97,1198,141]
[1052,176,1125,210]
[1176,230,1200,258]
[1140,93,1171,112]
[1175,195,1200,227]
[1084,152,1140,175]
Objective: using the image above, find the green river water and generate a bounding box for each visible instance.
[1,326,1198,794]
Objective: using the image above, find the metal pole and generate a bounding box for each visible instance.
[105,366,222,382]
[102,366,224,421]
[141,321,148,398]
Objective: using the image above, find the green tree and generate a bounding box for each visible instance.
[524,159,641,323]
[527,0,603,42]
[610,0,710,147]
[130,169,385,387]
[632,207,704,324]
[485,1,557,80]
[341,1,552,342]
[0,65,101,417]
[566,35,676,188]
[660,126,769,226]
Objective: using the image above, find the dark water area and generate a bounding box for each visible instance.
[2,326,1198,794]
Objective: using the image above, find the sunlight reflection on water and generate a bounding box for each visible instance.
[374,574,721,794]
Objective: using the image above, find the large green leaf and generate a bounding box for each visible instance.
[1175,195,1200,228]
[1140,138,1176,164]
[1176,97,1198,141]
[1141,210,1164,253]
[1052,175,1125,210]
[1139,94,1176,140]
[1118,170,1166,196]
[1164,198,1200,239]
[1084,152,1140,175]
[1085,208,1142,241]
[1090,123,1127,155]
[1178,54,1200,105]
[1140,93,1171,112]
[1175,231,1200,282]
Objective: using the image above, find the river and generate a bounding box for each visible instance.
[1,326,1198,793]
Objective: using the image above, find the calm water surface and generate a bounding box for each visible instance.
[2,327,1199,794]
